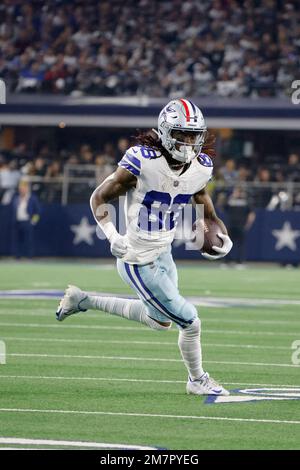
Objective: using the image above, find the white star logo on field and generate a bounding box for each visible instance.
[70,217,96,245]
[272,222,300,251]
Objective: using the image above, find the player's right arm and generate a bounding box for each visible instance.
[90,167,137,257]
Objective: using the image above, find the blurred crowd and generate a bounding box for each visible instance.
[0,0,299,98]
[0,139,125,202]
[212,153,300,211]
[1,137,300,207]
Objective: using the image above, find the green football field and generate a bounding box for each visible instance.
[0,260,300,450]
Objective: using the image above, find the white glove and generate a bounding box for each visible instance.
[202,233,233,261]
[110,232,127,258]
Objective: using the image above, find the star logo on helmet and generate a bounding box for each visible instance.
[166,105,176,112]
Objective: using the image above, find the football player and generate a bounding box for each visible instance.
[56,99,233,396]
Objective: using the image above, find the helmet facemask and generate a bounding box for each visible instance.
[163,126,207,164]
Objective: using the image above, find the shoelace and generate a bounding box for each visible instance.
[200,373,221,390]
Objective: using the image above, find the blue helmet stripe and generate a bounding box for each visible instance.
[186,99,196,114]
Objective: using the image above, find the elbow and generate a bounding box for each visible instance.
[90,188,103,215]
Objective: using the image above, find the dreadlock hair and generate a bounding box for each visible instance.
[133,129,166,156]
[133,129,216,159]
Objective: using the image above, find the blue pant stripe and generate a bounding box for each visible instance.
[124,262,184,327]
[132,264,192,327]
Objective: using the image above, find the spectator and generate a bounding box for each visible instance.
[287,153,300,182]
[45,161,62,202]
[116,138,130,161]
[254,168,273,208]
[0,159,21,204]
[11,180,41,259]
[225,186,256,266]
[219,159,239,185]
[94,152,116,181]
[1,0,298,98]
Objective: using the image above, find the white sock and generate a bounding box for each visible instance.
[82,295,171,331]
[178,317,204,380]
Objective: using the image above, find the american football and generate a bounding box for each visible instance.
[192,218,223,254]
[201,219,223,255]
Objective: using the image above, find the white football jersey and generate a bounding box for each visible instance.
[118,145,213,264]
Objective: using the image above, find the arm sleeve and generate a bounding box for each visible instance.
[118,147,141,177]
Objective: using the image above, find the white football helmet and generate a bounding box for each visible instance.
[157,98,207,163]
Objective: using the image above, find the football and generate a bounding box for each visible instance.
[193,218,223,255]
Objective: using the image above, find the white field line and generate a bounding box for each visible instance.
[1,336,291,350]
[1,290,300,307]
[0,408,299,425]
[0,374,299,389]
[1,310,299,326]
[0,437,155,450]
[1,308,299,319]
[204,319,300,326]
[190,296,300,307]
[0,322,298,336]
[7,353,300,368]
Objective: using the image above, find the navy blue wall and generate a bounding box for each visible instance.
[1,204,299,262]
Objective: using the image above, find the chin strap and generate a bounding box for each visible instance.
[172,145,195,163]
[151,128,160,137]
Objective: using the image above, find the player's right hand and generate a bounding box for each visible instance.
[110,233,127,258]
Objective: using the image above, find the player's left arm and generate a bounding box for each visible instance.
[192,188,233,260]
[193,188,227,234]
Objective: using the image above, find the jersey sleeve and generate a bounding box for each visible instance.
[197,152,213,181]
[197,153,213,169]
[118,146,142,177]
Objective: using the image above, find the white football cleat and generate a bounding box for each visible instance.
[56,285,88,322]
[186,372,229,396]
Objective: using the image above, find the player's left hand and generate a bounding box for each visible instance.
[202,233,233,260]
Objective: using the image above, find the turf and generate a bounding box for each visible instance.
[0,260,300,450]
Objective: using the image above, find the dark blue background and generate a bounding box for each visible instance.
[1,204,299,262]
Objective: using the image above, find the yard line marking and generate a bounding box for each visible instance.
[1,311,299,326]
[205,329,298,337]
[0,374,299,388]
[189,296,300,308]
[1,289,300,308]
[204,319,300,326]
[7,353,300,368]
[0,322,298,336]
[1,337,291,350]
[0,437,156,450]
[0,408,299,425]
[0,322,148,331]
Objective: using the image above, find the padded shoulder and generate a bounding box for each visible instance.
[134,145,161,159]
[118,147,143,176]
[118,146,161,177]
